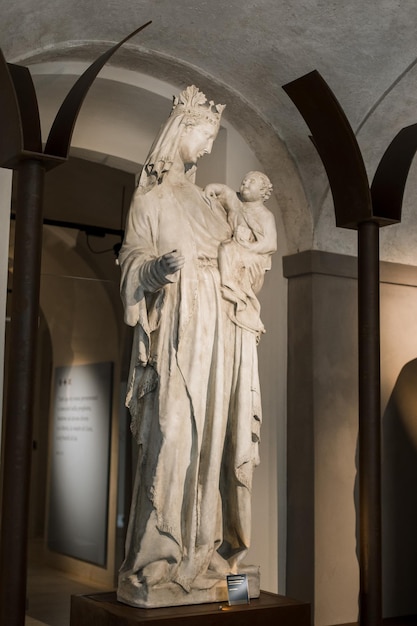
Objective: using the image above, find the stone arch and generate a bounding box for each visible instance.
[20,43,313,254]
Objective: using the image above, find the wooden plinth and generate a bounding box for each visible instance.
[70,590,311,626]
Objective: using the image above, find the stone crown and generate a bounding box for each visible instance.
[171,85,225,127]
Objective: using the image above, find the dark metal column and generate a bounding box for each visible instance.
[0,159,45,626]
[283,70,417,626]
[357,220,382,626]
[0,23,150,626]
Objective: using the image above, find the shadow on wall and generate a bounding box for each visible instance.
[382,358,417,618]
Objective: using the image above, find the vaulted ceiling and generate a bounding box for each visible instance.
[2,1,417,258]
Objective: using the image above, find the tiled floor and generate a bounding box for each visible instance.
[26,558,107,626]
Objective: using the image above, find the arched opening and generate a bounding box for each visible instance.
[6,154,137,586]
[2,62,290,616]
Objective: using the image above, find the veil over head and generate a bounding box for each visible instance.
[137,85,225,193]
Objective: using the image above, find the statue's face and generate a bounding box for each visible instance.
[240,174,263,202]
[178,122,217,164]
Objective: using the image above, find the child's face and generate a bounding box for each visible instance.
[240,174,263,202]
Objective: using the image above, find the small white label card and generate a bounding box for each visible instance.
[226,573,250,605]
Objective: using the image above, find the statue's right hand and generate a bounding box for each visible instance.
[157,250,185,279]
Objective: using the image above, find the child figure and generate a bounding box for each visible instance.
[205,171,277,338]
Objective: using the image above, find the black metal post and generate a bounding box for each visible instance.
[357,220,382,626]
[0,25,151,626]
[0,159,45,626]
[283,70,417,626]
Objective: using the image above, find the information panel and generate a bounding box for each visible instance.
[47,362,113,566]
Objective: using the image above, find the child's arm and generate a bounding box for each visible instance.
[204,183,226,199]
[204,183,242,216]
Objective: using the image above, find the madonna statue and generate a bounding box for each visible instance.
[117,85,276,608]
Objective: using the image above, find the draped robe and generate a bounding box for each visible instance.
[118,176,263,599]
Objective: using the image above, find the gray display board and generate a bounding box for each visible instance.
[47,362,113,566]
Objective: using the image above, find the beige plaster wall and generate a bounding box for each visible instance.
[285,250,417,625]
[39,235,123,587]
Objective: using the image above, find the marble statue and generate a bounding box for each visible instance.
[205,171,277,338]
[117,85,277,608]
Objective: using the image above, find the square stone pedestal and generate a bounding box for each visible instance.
[70,590,311,626]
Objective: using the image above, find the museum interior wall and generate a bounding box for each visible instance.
[284,250,417,625]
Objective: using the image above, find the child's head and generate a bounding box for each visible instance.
[240,171,273,203]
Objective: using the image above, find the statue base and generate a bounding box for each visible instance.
[70,590,311,626]
[117,564,260,609]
